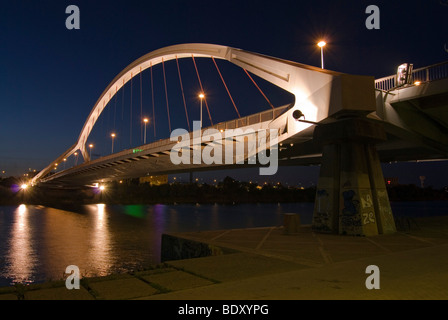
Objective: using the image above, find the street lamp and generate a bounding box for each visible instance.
[111,133,116,153]
[317,41,326,69]
[89,144,94,160]
[198,93,205,128]
[74,152,78,166]
[143,118,149,144]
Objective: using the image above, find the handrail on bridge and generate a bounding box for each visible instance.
[44,103,292,180]
[374,60,448,92]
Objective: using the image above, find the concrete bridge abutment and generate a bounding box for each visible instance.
[312,118,396,236]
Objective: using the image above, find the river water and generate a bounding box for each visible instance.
[0,201,447,287]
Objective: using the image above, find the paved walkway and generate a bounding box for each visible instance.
[1,215,448,300]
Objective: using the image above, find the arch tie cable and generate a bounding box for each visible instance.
[192,54,213,126]
[150,62,156,137]
[162,57,172,133]
[113,87,117,131]
[140,67,143,142]
[212,57,240,118]
[121,79,125,121]
[243,69,275,109]
[176,55,191,132]
[130,72,133,147]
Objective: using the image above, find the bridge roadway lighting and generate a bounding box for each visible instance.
[111,133,116,153]
[143,118,149,144]
[89,144,94,160]
[199,93,205,128]
[317,41,326,69]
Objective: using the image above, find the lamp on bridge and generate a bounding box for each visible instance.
[89,144,94,160]
[143,118,149,144]
[111,133,116,153]
[199,93,205,128]
[317,41,326,69]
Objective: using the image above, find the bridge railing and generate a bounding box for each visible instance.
[375,60,448,91]
[57,104,292,171]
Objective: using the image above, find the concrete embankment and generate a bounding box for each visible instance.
[1,215,448,300]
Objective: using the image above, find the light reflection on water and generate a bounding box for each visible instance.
[5,205,36,284]
[89,204,113,276]
[0,202,302,286]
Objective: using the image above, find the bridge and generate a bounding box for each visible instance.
[29,43,448,236]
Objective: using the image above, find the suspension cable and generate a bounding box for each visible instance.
[212,57,240,118]
[140,67,143,142]
[162,58,172,133]
[113,87,117,130]
[243,69,275,109]
[121,79,125,121]
[130,72,133,147]
[121,79,125,151]
[176,55,191,131]
[150,62,156,137]
[192,54,213,126]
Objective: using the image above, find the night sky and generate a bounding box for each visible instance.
[1,0,447,187]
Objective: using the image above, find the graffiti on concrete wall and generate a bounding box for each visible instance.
[376,189,396,233]
[312,189,333,233]
[340,189,363,235]
[360,193,375,225]
[340,189,379,235]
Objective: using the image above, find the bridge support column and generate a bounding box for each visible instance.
[312,118,396,236]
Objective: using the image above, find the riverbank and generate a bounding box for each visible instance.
[2,214,448,300]
[1,175,447,206]
[0,176,317,206]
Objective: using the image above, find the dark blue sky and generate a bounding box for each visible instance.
[1,0,447,187]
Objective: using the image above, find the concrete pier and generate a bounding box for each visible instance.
[312,118,396,236]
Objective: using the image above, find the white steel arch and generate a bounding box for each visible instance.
[32,43,375,184]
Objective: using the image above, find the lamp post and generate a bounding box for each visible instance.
[111,133,116,153]
[317,41,326,69]
[199,93,205,128]
[143,118,149,144]
[74,152,78,166]
[89,144,93,160]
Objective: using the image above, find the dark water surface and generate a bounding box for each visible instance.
[0,201,447,287]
